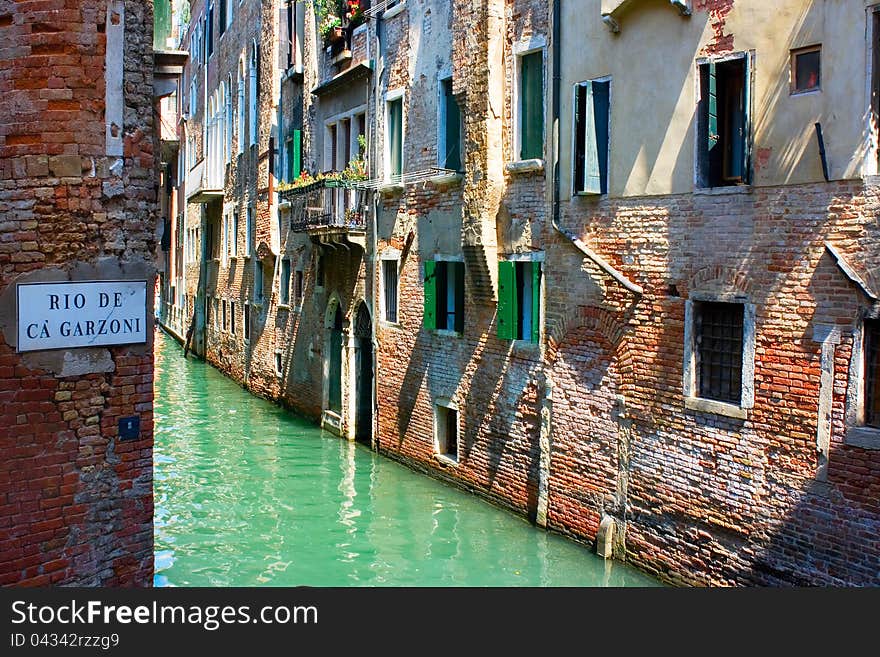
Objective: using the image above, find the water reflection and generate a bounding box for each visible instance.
[153,330,659,587]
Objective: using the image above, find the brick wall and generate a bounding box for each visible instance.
[0,0,155,586]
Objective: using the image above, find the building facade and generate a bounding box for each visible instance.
[160,0,880,586]
[0,0,158,586]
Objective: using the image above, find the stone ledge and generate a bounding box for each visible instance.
[505,158,545,175]
[428,172,462,187]
[684,396,748,420]
[845,426,880,450]
[693,185,753,196]
[434,453,459,467]
[378,182,404,195]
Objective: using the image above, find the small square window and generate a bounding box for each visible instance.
[434,403,459,462]
[791,46,820,94]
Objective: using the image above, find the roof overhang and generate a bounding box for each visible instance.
[312,60,374,97]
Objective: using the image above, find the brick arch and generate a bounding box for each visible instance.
[546,305,627,365]
[686,265,754,298]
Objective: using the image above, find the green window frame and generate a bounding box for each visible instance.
[286,128,302,182]
[519,50,544,160]
[423,260,465,333]
[497,260,541,343]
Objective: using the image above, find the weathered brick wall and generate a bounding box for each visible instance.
[0,0,155,586]
[548,180,880,585]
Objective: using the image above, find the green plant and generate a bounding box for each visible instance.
[318,13,341,38]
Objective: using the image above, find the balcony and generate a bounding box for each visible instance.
[186,159,224,204]
[279,179,368,248]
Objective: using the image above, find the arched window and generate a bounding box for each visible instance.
[249,39,258,147]
[237,58,246,153]
[225,74,233,163]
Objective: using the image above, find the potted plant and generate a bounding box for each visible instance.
[319,14,343,43]
[345,0,365,29]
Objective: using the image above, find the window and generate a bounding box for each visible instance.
[518,50,544,160]
[382,259,399,323]
[386,95,403,180]
[219,0,226,36]
[864,320,880,428]
[230,301,236,335]
[244,302,251,340]
[497,260,541,343]
[294,270,304,307]
[222,299,228,331]
[286,128,302,182]
[439,77,462,171]
[573,79,610,195]
[231,209,238,257]
[206,295,212,328]
[275,351,283,377]
[254,261,264,302]
[695,302,743,404]
[222,210,230,264]
[697,55,751,187]
[684,298,756,416]
[206,3,214,58]
[423,260,465,333]
[225,74,233,163]
[434,402,459,463]
[284,0,305,71]
[245,206,253,257]
[791,46,820,94]
[237,62,245,153]
[280,258,291,305]
[249,41,258,147]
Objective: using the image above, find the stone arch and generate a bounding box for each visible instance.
[686,264,754,298]
[546,305,628,365]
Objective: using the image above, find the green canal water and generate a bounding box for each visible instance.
[153,330,659,587]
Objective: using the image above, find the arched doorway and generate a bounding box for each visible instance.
[353,302,373,445]
[328,305,343,414]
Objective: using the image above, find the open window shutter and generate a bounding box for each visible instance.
[741,56,751,184]
[292,128,302,180]
[520,52,544,160]
[423,260,437,330]
[707,63,718,153]
[445,82,462,171]
[454,262,465,333]
[497,261,518,340]
[582,81,610,195]
[574,83,587,192]
[530,261,541,344]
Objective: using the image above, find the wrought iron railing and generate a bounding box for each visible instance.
[280,179,367,233]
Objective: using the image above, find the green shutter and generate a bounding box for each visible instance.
[497,260,518,340]
[573,83,586,192]
[292,128,302,180]
[154,0,171,49]
[423,260,437,330]
[444,81,462,171]
[707,62,718,153]
[520,51,544,160]
[582,80,610,195]
[530,261,541,344]
[454,262,465,333]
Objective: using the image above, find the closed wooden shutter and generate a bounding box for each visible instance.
[423,260,437,330]
[530,261,541,344]
[497,260,518,340]
[520,51,544,160]
[454,262,465,333]
[291,128,302,180]
[581,80,610,195]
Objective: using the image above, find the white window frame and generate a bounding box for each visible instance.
[433,398,460,465]
[511,36,547,164]
[380,250,401,326]
[436,68,458,170]
[384,88,405,182]
[244,205,253,258]
[279,257,291,307]
[237,58,246,154]
[683,295,756,419]
[845,317,880,449]
[249,39,258,147]
[383,0,406,20]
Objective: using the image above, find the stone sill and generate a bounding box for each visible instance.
[434,453,459,467]
[434,328,462,338]
[505,159,545,175]
[379,320,400,329]
[378,182,404,195]
[693,184,752,196]
[383,1,406,19]
[331,49,352,66]
[684,396,748,420]
[428,172,463,187]
[845,426,880,450]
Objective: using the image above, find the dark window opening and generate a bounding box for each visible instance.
[698,57,750,187]
[792,46,820,94]
[865,320,880,427]
[316,254,325,288]
[294,270,303,306]
[696,301,744,405]
[435,405,458,460]
[441,78,462,171]
[383,260,398,323]
[230,301,236,335]
[280,259,291,305]
[423,260,465,333]
[244,303,251,340]
[497,260,541,343]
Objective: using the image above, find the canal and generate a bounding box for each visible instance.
[153,330,659,587]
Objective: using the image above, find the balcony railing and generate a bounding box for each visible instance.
[280,179,367,234]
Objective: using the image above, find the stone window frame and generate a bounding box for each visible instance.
[790,44,821,96]
[501,251,545,350]
[508,35,547,174]
[429,253,466,338]
[683,294,756,420]
[244,204,254,258]
[383,0,406,21]
[274,350,284,378]
[384,88,406,184]
[379,249,401,328]
[436,66,463,176]
[845,315,880,449]
[433,398,460,466]
[571,75,612,197]
[278,257,291,308]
